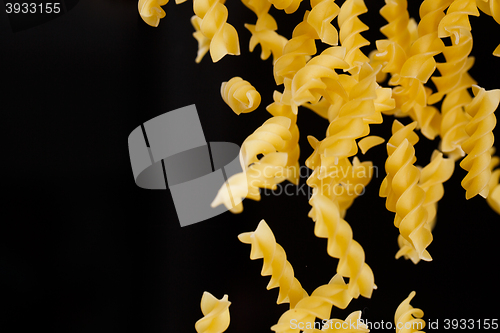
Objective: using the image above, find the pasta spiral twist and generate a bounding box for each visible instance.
[394,291,425,333]
[238,219,308,308]
[460,85,500,199]
[138,0,168,27]
[307,0,340,46]
[338,0,370,73]
[242,0,288,62]
[271,285,366,333]
[428,0,478,104]
[379,0,414,53]
[273,12,319,85]
[192,0,240,63]
[438,71,474,159]
[195,292,231,333]
[211,116,295,212]
[308,192,376,299]
[291,46,349,108]
[396,150,454,264]
[221,77,261,115]
[380,120,432,262]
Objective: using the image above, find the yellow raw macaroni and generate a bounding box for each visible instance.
[138,0,168,27]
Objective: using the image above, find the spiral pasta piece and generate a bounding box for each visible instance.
[427,0,478,104]
[211,116,296,212]
[438,71,475,159]
[477,0,500,56]
[221,77,261,115]
[138,0,168,27]
[192,0,240,63]
[460,85,500,199]
[380,120,432,261]
[307,0,340,46]
[238,220,308,308]
[242,0,288,62]
[291,46,349,108]
[307,192,375,299]
[195,292,231,333]
[394,291,425,333]
[274,11,319,85]
[379,0,414,53]
[338,0,370,73]
[396,150,454,264]
[271,286,369,333]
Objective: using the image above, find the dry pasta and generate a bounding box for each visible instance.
[192,0,240,62]
[221,77,261,115]
[238,219,308,308]
[135,0,500,330]
[195,292,231,333]
[460,85,500,199]
[394,291,426,333]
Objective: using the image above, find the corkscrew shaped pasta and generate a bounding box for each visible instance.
[238,220,308,308]
[195,292,231,333]
[307,192,376,300]
[291,46,349,108]
[307,0,340,46]
[242,0,288,62]
[396,150,454,264]
[311,63,385,168]
[477,0,500,56]
[460,85,500,199]
[338,0,370,73]
[138,0,168,27]
[267,91,301,185]
[221,77,261,115]
[271,277,363,333]
[428,0,478,104]
[487,151,500,214]
[380,120,432,261]
[192,0,240,62]
[379,0,414,53]
[274,11,319,85]
[438,71,474,159]
[394,291,425,333]
[268,0,303,14]
[211,116,295,213]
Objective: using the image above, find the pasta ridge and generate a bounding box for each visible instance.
[460,85,500,199]
[195,292,231,333]
[238,220,308,308]
[192,0,240,62]
[477,0,500,56]
[269,0,303,14]
[487,150,500,214]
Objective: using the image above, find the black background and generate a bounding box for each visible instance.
[1,0,499,332]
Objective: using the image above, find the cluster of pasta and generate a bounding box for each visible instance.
[139,0,499,332]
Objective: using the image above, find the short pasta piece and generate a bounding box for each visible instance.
[239,219,308,308]
[221,77,261,115]
[394,291,425,333]
[195,292,231,333]
[138,0,168,27]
